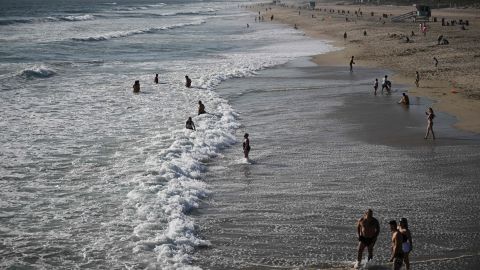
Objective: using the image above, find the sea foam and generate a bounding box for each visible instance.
[72,20,206,41]
[18,65,56,79]
[125,33,335,269]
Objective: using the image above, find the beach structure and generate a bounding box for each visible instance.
[391,5,431,22]
[309,1,316,9]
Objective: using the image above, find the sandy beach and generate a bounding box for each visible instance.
[250,1,480,134]
[195,58,480,269]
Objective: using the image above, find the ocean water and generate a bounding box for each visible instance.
[0,0,336,269]
[3,1,480,269]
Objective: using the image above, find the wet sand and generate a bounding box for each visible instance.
[194,58,480,269]
[249,2,480,134]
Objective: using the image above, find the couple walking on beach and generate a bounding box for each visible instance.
[355,209,412,270]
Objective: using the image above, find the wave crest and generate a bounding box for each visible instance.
[19,65,56,79]
[72,20,206,42]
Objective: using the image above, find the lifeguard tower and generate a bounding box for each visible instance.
[391,5,431,22]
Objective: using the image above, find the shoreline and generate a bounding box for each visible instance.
[248,2,480,134]
[195,58,480,269]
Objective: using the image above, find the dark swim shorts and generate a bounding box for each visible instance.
[359,236,376,246]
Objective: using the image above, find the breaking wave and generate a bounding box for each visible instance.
[72,20,206,41]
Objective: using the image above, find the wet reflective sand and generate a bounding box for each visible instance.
[195,58,480,269]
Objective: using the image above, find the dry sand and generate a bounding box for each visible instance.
[249,1,480,133]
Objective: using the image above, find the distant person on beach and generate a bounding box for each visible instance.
[364,30,367,36]
[344,32,347,41]
[424,107,435,140]
[185,75,192,88]
[185,117,196,131]
[374,78,379,95]
[294,24,298,29]
[433,57,439,68]
[247,23,249,28]
[354,209,380,268]
[133,80,140,93]
[270,15,274,21]
[243,133,250,159]
[399,218,413,270]
[389,220,404,270]
[198,100,206,115]
[349,56,355,72]
[154,74,159,84]
[382,75,391,92]
[398,93,410,105]
[415,71,420,87]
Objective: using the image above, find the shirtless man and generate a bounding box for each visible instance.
[198,100,206,115]
[389,220,404,270]
[355,209,380,268]
[185,117,195,131]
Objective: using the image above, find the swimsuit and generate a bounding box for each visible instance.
[359,236,375,246]
[401,232,411,253]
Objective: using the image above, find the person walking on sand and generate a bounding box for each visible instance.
[198,100,206,115]
[374,78,379,95]
[399,218,413,270]
[243,133,250,159]
[349,56,355,72]
[398,93,410,105]
[424,107,435,140]
[344,31,347,41]
[133,80,140,93]
[185,117,196,131]
[433,57,439,68]
[154,74,159,84]
[354,209,380,268]
[185,75,192,88]
[389,220,404,270]
[415,71,420,87]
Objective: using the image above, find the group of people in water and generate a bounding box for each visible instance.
[355,209,413,270]
[133,74,252,159]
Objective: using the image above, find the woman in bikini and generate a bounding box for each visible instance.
[399,218,413,270]
[424,107,435,140]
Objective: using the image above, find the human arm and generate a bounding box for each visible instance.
[374,219,380,238]
[357,219,362,239]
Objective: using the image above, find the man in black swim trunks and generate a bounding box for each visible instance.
[355,209,380,268]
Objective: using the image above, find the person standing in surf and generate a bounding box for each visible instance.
[389,220,404,270]
[399,218,413,270]
[185,117,196,131]
[154,74,159,84]
[243,133,250,159]
[350,56,355,72]
[198,101,206,115]
[185,75,192,88]
[424,107,435,140]
[133,80,140,93]
[355,209,380,268]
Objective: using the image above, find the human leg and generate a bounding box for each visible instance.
[367,242,375,261]
[403,253,410,270]
[357,241,366,263]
